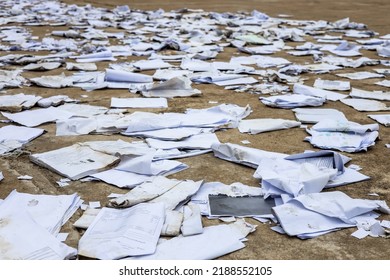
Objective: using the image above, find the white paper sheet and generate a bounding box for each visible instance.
[108,176,181,208]
[105,69,153,83]
[23,62,61,71]
[238,118,301,134]
[255,158,337,198]
[73,208,101,229]
[30,144,119,180]
[181,204,203,236]
[141,76,201,98]
[66,62,97,71]
[306,130,379,153]
[313,79,350,91]
[149,180,203,211]
[2,107,72,127]
[273,191,390,238]
[311,119,379,134]
[349,88,390,101]
[123,127,214,141]
[0,206,77,260]
[293,83,347,101]
[1,190,81,235]
[212,142,287,168]
[341,98,390,111]
[292,108,348,123]
[336,71,384,80]
[368,114,390,126]
[111,97,167,108]
[30,73,74,88]
[91,169,153,189]
[146,133,220,150]
[0,93,41,111]
[130,222,249,260]
[115,154,187,176]
[153,69,191,81]
[133,59,172,71]
[161,210,183,237]
[73,50,116,63]
[260,94,325,108]
[78,203,165,259]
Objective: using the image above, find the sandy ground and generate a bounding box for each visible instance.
[1,0,389,259]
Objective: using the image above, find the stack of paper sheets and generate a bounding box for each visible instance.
[305,119,379,152]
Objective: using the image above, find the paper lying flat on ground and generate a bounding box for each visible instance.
[293,108,348,123]
[37,95,74,108]
[66,62,97,71]
[30,144,119,180]
[123,127,214,141]
[324,41,361,57]
[0,93,42,112]
[325,167,370,188]
[180,58,213,72]
[0,125,44,143]
[0,125,44,154]
[107,176,178,208]
[0,206,77,260]
[273,191,390,238]
[260,94,325,109]
[313,79,350,91]
[341,98,390,111]
[208,195,275,217]
[115,154,187,176]
[293,83,347,101]
[214,77,258,87]
[30,73,74,88]
[376,80,390,88]
[212,142,287,168]
[131,221,252,260]
[133,59,172,71]
[368,114,390,126]
[105,69,153,83]
[238,118,301,134]
[336,71,384,80]
[349,88,390,101]
[146,133,220,150]
[78,203,165,259]
[311,119,379,134]
[305,119,379,153]
[23,62,61,71]
[73,50,116,63]
[0,172,3,182]
[111,97,167,108]
[123,104,250,133]
[2,107,73,127]
[1,190,81,235]
[0,69,28,89]
[91,169,152,189]
[181,204,203,236]
[141,77,201,98]
[80,140,155,156]
[152,69,191,81]
[2,103,107,127]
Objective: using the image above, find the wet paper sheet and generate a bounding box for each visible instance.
[78,203,165,259]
